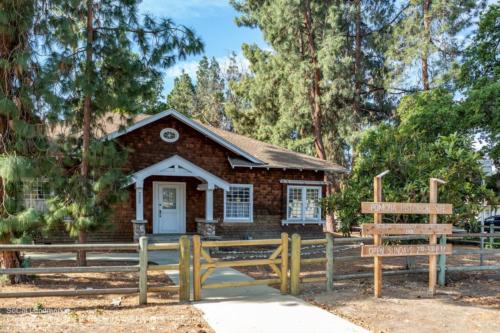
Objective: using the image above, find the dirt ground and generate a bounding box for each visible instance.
[0,260,213,333]
[222,243,499,333]
[305,271,499,333]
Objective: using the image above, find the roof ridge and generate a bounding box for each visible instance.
[199,121,338,165]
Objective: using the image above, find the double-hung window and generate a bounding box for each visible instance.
[224,184,253,222]
[23,179,50,212]
[286,186,322,222]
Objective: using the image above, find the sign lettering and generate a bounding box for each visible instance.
[361,244,452,257]
[361,202,453,215]
[362,223,452,236]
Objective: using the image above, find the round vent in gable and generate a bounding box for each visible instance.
[160,128,179,143]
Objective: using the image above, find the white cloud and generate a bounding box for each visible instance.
[165,52,251,81]
[166,60,200,79]
[140,0,230,19]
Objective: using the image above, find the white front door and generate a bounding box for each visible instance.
[153,182,186,234]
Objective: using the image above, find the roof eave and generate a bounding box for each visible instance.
[103,109,265,165]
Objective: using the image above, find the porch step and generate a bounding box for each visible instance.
[147,234,186,244]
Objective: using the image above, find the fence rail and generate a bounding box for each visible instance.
[192,233,288,300]
[1,228,499,302]
[0,236,190,304]
[289,228,500,295]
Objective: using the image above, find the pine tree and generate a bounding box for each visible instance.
[194,56,226,128]
[166,71,196,116]
[0,0,48,278]
[387,0,483,90]
[223,52,246,131]
[230,0,357,163]
[40,0,203,265]
[458,4,499,170]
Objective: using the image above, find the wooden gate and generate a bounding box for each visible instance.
[192,233,289,300]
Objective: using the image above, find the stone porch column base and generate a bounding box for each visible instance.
[195,218,218,239]
[131,220,147,242]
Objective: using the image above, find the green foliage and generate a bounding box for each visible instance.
[229,0,397,163]
[0,0,51,243]
[457,4,499,169]
[386,0,483,89]
[330,90,495,234]
[38,1,203,237]
[194,56,227,128]
[45,140,129,237]
[167,52,245,130]
[166,71,196,116]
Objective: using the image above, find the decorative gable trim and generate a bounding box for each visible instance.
[129,154,230,191]
[104,109,264,164]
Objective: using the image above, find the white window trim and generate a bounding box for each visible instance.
[223,184,254,223]
[282,185,324,225]
[23,178,51,212]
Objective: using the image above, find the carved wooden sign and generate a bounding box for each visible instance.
[361,202,453,215]
[361,244,452,257]
[362,223,452,236]
[360,173,453,297]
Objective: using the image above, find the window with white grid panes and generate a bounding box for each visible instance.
[287,186,322,221]
[224,185,253,222]
[287,187,303,219]
[23,179,50,211]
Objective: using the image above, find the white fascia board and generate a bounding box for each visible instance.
[104,109,263,164]
[129,155,230,191]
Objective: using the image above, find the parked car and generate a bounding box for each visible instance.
[483,215,500,228]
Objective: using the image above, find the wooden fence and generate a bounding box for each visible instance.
[0,236,191,304]
[192,233,288,301]
[289,226,500,295]
[1,228,498,302]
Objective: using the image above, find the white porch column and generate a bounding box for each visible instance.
[135,180,144,221]
[205,183,214,221]
[131,179,147,241]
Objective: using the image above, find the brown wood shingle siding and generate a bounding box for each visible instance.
[40,115,326,242]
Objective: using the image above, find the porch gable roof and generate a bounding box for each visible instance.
[129,154,230,190]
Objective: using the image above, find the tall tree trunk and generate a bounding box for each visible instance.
[303,0,326,160]
[303,1,335,233]
[421,0,431,91]
[0,234,21,283]
[353,0,362,116]
[0,3,17,275]
[78,0,94,267]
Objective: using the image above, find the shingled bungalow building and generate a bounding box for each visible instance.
[39,109,347,242]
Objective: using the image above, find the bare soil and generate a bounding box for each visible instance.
[220,244,499,333]
[0,260,213,333]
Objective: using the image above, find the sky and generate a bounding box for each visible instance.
[139,0,268,93]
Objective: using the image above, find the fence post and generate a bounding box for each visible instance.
[139,236,148,305]
[178,236,191,302]
[280,233,289,294]
[290,234,301,296]
[192,235,202,301]
[480,218,485,265]
[438,235,446,286]
[489,224,494,248]
[326,233,334,291]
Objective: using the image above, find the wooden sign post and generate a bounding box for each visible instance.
[428,178,446,295]
[373,170,388,298]
[361,173,452,298]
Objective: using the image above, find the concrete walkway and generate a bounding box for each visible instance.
[168,267,368,333]
[27,251,368,333]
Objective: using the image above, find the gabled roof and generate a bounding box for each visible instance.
[104,109,264,164]
[130,155,230,190]
[52,109,347,173]
[200,123,348,173]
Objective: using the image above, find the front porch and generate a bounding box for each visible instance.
[129,155,230,240]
